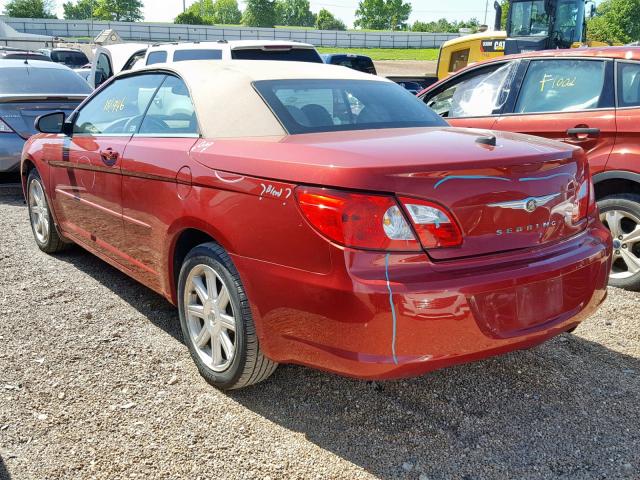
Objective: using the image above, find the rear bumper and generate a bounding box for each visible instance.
[0,134,25,172]
[233,221,612,380]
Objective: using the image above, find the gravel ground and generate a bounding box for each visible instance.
[0,183,639,480]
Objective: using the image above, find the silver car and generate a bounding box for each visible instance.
[0,59,91,172]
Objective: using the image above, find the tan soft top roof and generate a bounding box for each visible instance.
[130,60,391,138]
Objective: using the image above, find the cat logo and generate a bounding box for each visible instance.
[481,40,506,53]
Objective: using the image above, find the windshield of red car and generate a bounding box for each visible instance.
[254,79,447,134]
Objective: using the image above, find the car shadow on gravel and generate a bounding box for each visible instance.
[47,232,639,479]
[0,455,10,480]
[55,248,183,343]
[229,344,640,478]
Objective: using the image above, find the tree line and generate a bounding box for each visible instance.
[0,0,485,31]
[3,0,144,22]
[3,0,640,42]
[174,0,346,31]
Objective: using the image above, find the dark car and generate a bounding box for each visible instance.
[419,46,640,290]
[0,60,91,172]
[39,48,90,69]
[322,53,377,75]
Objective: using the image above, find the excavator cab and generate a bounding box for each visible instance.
[505,0,595,54]
[432,0,600,83]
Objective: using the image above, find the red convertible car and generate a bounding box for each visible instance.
[21,61,611,390]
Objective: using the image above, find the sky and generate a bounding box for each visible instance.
[0,0,500,28]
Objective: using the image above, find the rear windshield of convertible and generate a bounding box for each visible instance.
[254,79,446,134]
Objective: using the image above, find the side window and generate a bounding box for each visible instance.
[122,50,146,71]
[173,49,222,62]
[73,74,166,135]
[448,49,470,73]
[515,59,608,113]
[617,62,640,108]
[139,76,199,136]
[146,51,167,65]
[95,52,113,87]
[425,62,517,118]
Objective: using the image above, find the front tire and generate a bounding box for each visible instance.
[177,242,278,390]
[598,193,640,291]
[26,169,67,254]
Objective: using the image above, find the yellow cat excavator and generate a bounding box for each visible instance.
[435,0,602,80]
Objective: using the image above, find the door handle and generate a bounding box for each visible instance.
[566,127,600,139]
[100,148,119,165]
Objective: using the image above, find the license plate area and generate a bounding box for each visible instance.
[468,264,595,338]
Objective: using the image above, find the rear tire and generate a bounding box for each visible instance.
[26,169,68,254]
[177,242,278,390]
[598,193,640,291]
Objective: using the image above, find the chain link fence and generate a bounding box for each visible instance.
[1,17,459,49]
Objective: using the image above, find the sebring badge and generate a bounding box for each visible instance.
[488,193,560,212]
[490,193,561,236]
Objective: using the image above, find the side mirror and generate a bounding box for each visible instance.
[94,70,107,88]
[35,112,66,134]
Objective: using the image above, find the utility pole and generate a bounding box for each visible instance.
[183,0,186,12]
[484,0,490,25]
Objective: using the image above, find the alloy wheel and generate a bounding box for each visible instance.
[601,209,640,280]
[29,178,50,245]
[183,264,237,372]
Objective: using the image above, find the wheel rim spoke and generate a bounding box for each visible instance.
[216,286,230,311]
[623,225,640,245]
[187,304,205,319]
[192,276,208,303]
[605,210,623,238]
[194,325,211,348]
[218,313,236,332]
[219,331,235,360]
[211,331,223,367]
[204,269,216,299]
[620,249,640,274]
[41,215,49,236]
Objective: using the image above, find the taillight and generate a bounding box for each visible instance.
[295,187,421,251]
[398,197,463,248]
[295,187,463,252]
[572,169,595,224]
[0,118,14,133]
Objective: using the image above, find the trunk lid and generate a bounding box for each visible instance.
[193,127,587,259]
[0,96,84,139]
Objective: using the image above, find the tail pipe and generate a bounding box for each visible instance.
[494,1,502,31]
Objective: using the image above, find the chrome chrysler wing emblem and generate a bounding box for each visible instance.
[488,193,560,213]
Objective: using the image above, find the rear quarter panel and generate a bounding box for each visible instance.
[159,142,334,303]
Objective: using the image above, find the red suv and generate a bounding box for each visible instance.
[421,47,640,290]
